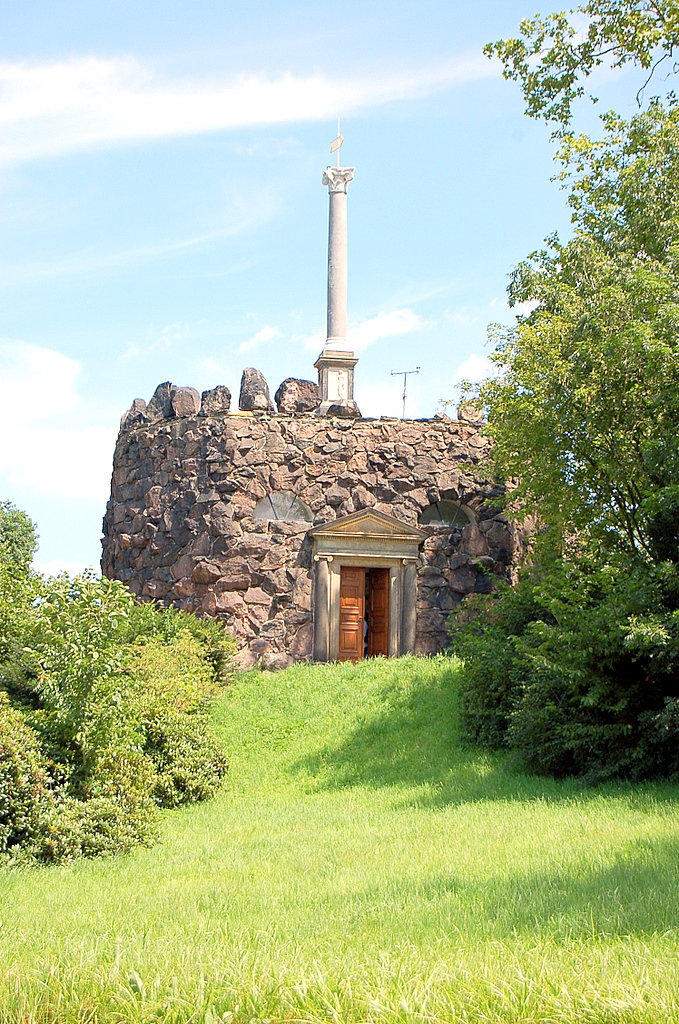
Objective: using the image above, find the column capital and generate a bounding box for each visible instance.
[322,167,355,194]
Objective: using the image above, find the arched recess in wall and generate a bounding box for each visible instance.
[419,500,475,528]
[253,491,314,523]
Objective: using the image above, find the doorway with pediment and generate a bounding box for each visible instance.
[309,509,425,663]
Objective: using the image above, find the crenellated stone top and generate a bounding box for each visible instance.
[119,368,483,435]
[119,370,323,432]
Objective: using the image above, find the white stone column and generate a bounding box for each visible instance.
[322,167,354,349]
[316,165,360,416]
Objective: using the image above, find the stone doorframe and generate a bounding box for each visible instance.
[308,508,425,662]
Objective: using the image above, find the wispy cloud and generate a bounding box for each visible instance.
[349,308,423,351]
[0,339,81,421]
[2,194,276,285]
[0,340,117,501]
[121,322,186,361]
[454,352,496,382]
[0,53,497,168]
[301,329,326,353]
[237,325,282,354]
[488,296,539,318]
[302,307,423,353]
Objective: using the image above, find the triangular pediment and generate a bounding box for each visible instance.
[309,508,425,540]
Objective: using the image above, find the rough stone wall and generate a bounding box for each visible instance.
[102,408,524,666]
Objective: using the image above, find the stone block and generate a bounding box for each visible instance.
[171,387,201,418]
[352,485,376,510]
[326,485,350,507]
[120,399,149,432]
[218,562,251,590]
[239,367,275,413]
[461,523,488,556]
[287,620,314,658]
[170,553,194,580]
[174,578,196,597]
[214,591,246,615]
[191,561,222,584]
[449,567,477,594]
[146,382,174,421]
[259,619,286,639]
[275,377,321,414]
[201,385,231,416]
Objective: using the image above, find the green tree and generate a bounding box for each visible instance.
[451,2,679,780]
[0,501,38,571]
[482,103,679,558]
[486,0,679,128]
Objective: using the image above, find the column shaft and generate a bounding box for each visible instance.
[327,189,348,343]
[313,557,330,661]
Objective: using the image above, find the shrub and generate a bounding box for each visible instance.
[34,793,156,863]
[0,559,234,864]
[451,556,679,782]
[128,631,229,807]
[0,564,41,709]
[0,692,50,856]
[450,577,554,749]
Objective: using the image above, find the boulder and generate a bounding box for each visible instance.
[120,399,149,431]
[324,401,361,419]
[146,382,174,420]
[201,385,232,416]
[239,368,275,413]
[274,377,321,414]
[171,387,201,418]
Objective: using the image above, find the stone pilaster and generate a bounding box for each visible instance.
[402,559,418,655]
[313,555,332,662]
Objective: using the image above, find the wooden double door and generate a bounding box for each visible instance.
[338,566,390,662]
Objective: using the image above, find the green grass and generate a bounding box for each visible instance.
[2,655,679,1023]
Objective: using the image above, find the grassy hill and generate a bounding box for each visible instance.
[2,656,679,1023]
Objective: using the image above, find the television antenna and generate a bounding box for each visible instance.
[391,366,420,419]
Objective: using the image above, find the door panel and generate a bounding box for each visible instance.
[368,567,389,657]
[338,566,365,662]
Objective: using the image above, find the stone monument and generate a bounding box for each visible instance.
[314,130,360,417]
[102,133,527,668]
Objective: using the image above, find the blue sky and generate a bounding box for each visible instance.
[1,0,642,574]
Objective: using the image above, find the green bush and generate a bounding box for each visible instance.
[451,556,679,782]
[451,580,551,749]
[31,573,141,782]
[129,632,229,807]
[0,692,50,856]
[0,558,234,864]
